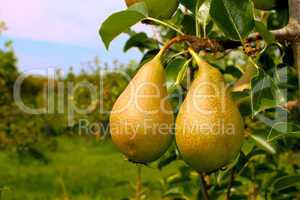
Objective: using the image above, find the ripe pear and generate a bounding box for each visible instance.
[175,49,244,173]
[110,52,174,164]
[125,0,179,19]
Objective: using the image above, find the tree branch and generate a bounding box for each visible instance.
[282,99,300,111]
[288,0,300,87]
[248,20,300,42]
[226,167,236,200]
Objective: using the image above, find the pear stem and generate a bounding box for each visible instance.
[188,48,211,71]
[160,35,189,56]
[199,173,210,200]
[135,165,142,200]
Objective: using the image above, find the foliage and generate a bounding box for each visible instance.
[0,39,138,156]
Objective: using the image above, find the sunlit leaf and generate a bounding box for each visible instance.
[250,134,276,154]
[99,3,148,49]
[241,139,255,156]
[210,0,254,40]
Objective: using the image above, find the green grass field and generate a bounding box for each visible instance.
[0,136,184,200]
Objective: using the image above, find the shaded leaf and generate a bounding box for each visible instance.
[182,15,196,35]
[267,7,289,30]
[158,149,178,170]
[179,0,205,13]
[124,32,158,52]
[139,49,160,65]
[255,20,274,44]
[272,175,300,193]
[250,70,286,116]
[267,122,300,142]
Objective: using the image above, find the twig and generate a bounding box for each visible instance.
[248,20,300,42]
[160,35,225,56]
[199,173,210,200]
[282,99,300,110]
[226,167,236,200]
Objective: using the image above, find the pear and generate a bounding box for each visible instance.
[125,0,179,19]
[110,53,174,164]
[175,49,244,173]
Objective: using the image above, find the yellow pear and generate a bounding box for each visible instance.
[110,53,174,164]
[175,49,244,173]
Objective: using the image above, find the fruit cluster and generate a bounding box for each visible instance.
[110,46,244,173]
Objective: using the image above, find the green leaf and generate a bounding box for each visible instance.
[139,49,160,65]
[272,175,300,193]
[99,4,147,49]
[241,139,255,156]
[124,32,158,52]
[250,70,286,116]
[179,0,205,13]
[165,58,187,88]
[250,134,276,154]
[255,21,274,44]
[127,1,149,15]
[157,149,178,170]
[210,0,254,40]
[175,59,191,86]
[163,187,186,198]
[181,15,196,35]
[267,7,289,30]
[267,122,300,142]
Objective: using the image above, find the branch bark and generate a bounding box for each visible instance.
[283,99,300,110]
[288,0,300,87]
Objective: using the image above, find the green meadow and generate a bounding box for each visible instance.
[0,136,183,200]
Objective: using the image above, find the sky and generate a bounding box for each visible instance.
[0,0,149,74]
